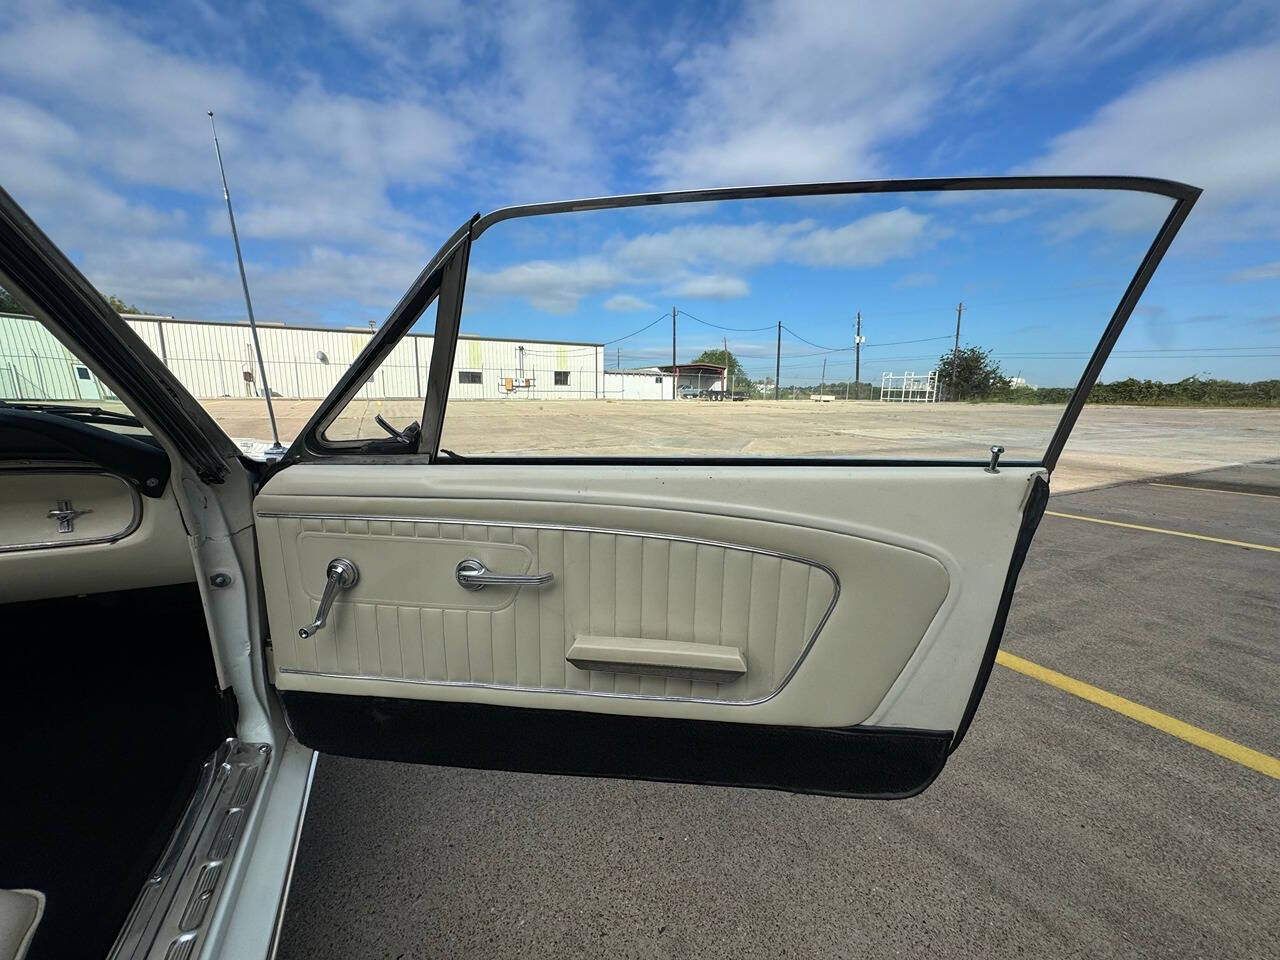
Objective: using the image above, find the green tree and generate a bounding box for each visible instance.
[0,285,24,314]
[106,294,141,314]
[935,345,1009,400]
[690,347,750,385]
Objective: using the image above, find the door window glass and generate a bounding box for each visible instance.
[434,188,1177,461]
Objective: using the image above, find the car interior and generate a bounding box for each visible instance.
[0,335,231,960]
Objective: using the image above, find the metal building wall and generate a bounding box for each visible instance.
[1,312,607,402]
[0,312,97,399]
[448,337,604,400]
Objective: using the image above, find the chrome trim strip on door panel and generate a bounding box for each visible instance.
[0,469,141,553]
[258,510,841,707]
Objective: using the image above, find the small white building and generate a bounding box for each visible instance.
[601,367,676,400]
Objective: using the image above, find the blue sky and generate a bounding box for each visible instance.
[1,0,1278,387]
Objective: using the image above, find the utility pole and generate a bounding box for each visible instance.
[208,110,284,455]
[723,335,730,397]
[854,311,863,399]
[820,357,827,395]
[949,302,963,402]
[774,321,782,401]
[671,305,678,400]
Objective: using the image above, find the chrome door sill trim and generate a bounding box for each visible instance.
[108,739,270,960]
[266,749,319,960]
[260,511,841,707]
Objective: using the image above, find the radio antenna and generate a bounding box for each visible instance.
[208,110,285,456]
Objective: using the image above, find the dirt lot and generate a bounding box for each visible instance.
[205,397,1280,493]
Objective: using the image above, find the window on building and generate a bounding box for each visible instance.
[554,371,570,386]
[458,370,483,385]
[654,377,663,384]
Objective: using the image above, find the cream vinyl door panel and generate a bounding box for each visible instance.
[253,463,1040,730]
[263,513,847,703]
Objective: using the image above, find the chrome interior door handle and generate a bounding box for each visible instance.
[298,558,358,639]
[456,558,553,591]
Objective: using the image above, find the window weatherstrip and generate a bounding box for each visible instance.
[419,230,472,456]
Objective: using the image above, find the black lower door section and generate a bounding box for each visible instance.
[282,692,951,799]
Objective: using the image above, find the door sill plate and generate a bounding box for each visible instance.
[108,739,270,960]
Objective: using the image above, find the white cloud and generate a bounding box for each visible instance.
[468,208,939,311]
[669,274,750,300]
[466,258,621,313]
[647,0,1205,187]
[0,0,624,320]
[1229,260,1280,282]
[1027,42,1280,244]
[604,293,655,311]
[787,209,934,267]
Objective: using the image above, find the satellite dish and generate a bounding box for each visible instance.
[316,351,329,365]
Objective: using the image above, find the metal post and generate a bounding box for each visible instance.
[949,301,963,402]
[671,305,677,400]
[413,335,422,397]
[820,357,826,396]
[30,349,47,397]
[774,321,781,401]
[156,320,169,368]
[722,335,729,397]
[854,311,862,397]
[208,111,284,454]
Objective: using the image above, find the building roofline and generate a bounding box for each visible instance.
[116,313,603,349]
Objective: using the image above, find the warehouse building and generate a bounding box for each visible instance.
[1,312,627,402]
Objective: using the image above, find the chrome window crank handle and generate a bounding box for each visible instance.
[298,558,359,639]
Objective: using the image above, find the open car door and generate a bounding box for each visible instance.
[256,177,1198,798]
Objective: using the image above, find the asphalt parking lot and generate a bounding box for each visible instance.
[277,461,1279,960]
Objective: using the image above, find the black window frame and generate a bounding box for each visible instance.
[271,178,1199,478]
[458,370,483,385]
[554,370,570,386]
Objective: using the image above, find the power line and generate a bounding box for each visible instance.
[602,313,671,346]
[780,325,851,351]
[860,334,953,350]
[676,309,774,332]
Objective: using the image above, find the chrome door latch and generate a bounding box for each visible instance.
[456,558,554,591]
[986,445,1005,473]
[298,558,358,639]
[47,499,91,533]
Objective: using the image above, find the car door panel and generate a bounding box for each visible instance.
[256,463,1033,732]
[252,177,1197,797]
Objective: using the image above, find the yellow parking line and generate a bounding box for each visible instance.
[996,650,1280,780]
[1044,510,1280,553]
[1148,482,1280,500]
